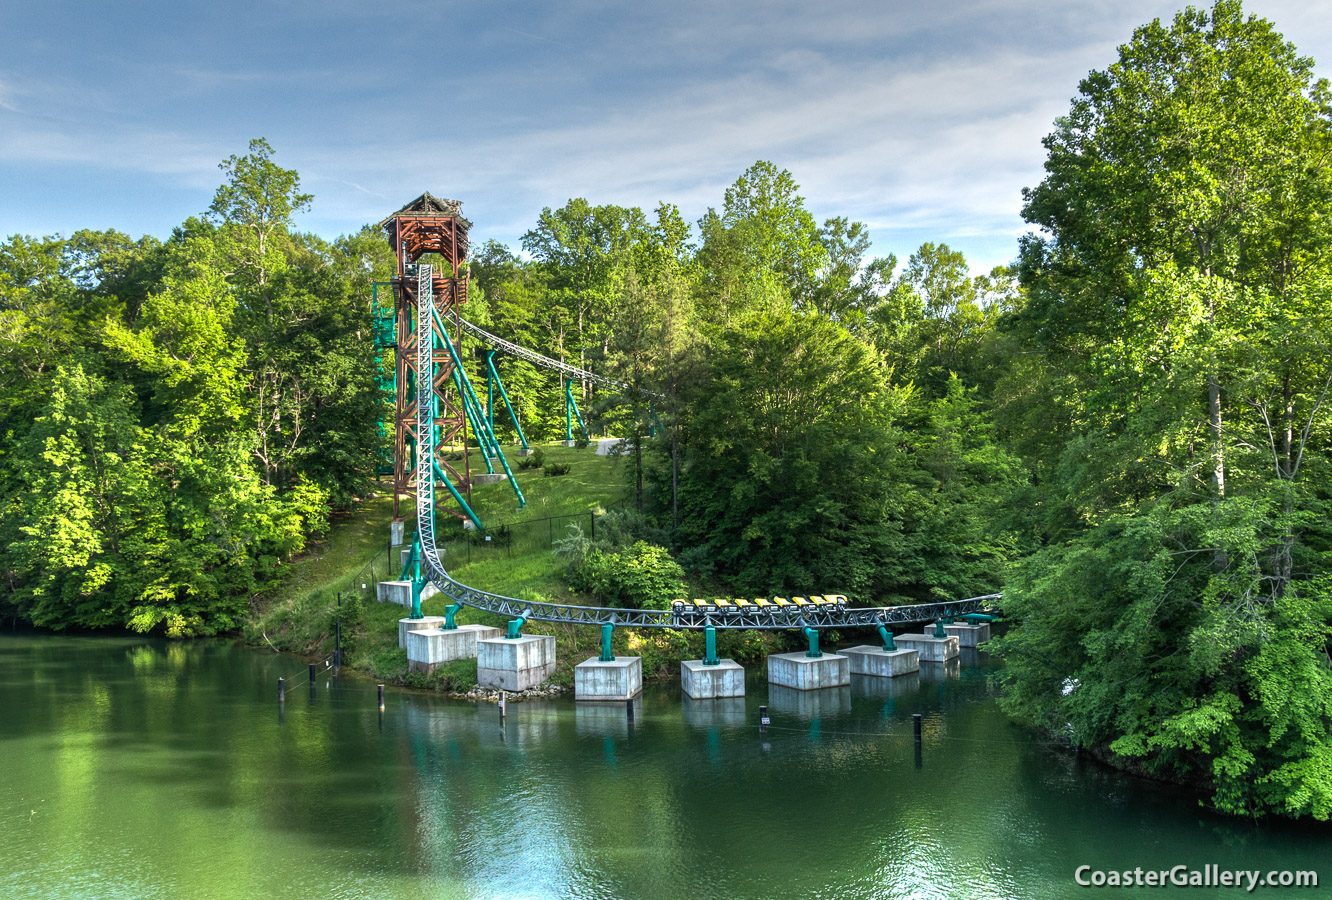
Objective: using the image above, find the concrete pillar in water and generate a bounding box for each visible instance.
[476,635,556,691]
[680,659,745,698]
[766,650,850,690]
[839,646,920,678]
[943,622,990,648]
[892,632,960,662]
[574,656,643,701]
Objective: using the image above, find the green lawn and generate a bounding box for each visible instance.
[243,440,637,686]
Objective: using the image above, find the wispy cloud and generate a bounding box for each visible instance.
[1,0,1329,270]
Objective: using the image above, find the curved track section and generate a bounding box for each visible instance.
[420,273,997,629]
[459,317,661,398]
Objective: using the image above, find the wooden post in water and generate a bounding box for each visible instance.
[278,677,285,703]
[378,684,385,711]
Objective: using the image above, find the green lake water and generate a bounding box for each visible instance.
[1,633,1327,899]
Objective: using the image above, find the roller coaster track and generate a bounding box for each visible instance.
[418,268,997,629]
[458,317,662,399]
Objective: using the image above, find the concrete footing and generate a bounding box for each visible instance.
[944,622,990,648]
[574,656,643,701]
[477,635,557,691]
[377,580,440,608]
[840,645,920,678]
[390,519,404,546]
[893,633,960,662]
[681,659,745,698]
[398,615,447,648]
[562,440,579,447]
[768,684,852,717]
[516,448,535,457]
[472,472,506,485]
[406,624,504,674]
[767,651,850,690]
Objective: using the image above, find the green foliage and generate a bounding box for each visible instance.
[568,541,686,610]
[516,447,545,469]
[543,462,572,476]
[995,0,1332,820]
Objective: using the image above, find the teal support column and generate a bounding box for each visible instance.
[933,619,948,639]
[486,351,529,450]
[486,349,495,436]
[877,625,897,652]
[599,623,615,662]
[803,627,822,659]
[432,462,484,530]
[400,535,420,581]
[962,613,996,624]
[408,534,425,619]
[506,610,531,639]
[443,601,462,630]
[565,380,589,442]
[703,626,719,666]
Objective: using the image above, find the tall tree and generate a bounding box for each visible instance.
[998,0,1332,819]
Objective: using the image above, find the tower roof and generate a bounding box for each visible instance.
[379,192,472,229]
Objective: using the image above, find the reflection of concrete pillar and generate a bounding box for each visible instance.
[681,659,745,698]
[919,657,962,682]
[766,651,850,690]
[850,670,921,699]
[681,695,747,729]
[575,698,642,737]
[767,684,852,718]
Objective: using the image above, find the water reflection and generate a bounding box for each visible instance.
[681,696,747,729]
[919,658,961,682]
[850,671,921,699]
[767,684,852,718]
[3,632,1330,900]
[574,698,641,737]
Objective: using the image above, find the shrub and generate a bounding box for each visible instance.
[516,447,545,470]
[568,541,686,610]
[593,507,668,551]
[544,462,572,477]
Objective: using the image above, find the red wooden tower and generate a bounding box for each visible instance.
[381,192,472,522]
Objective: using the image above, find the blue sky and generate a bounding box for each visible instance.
[2,0,1329,272]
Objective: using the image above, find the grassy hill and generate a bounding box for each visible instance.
[244,439,785,691]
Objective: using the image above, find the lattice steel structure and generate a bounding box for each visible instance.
[382,193,473,521]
